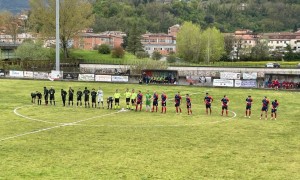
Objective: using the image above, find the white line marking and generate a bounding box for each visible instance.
[14,105,66,125]
[2,106,237,142]
[1,108,127,142]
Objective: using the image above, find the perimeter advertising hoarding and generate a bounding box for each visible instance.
[220,72,241,80]
[63,73,79,80]
[95,75,112,82]
[111,76,128,82]
[78,74,95,81]
[9,70,24,78]
[235,80,257,88]
[0,69,5,77]
[24,71,33,78]
[213,79,234,87]
[34,72,49,79]
[243,73,257,80]
[50,70,63,80]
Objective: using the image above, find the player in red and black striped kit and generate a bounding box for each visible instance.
[186,94,192,115]
[260,96,270,120]
[136,90,143,111]
[245,95,253,118]
[174,92,182,114]
[204,93,213,115]
[221,95,230,116]
[161,92,167,113]
[152,91,159,112]
[271,99,279,120]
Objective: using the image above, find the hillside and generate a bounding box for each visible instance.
[0,0,29,14]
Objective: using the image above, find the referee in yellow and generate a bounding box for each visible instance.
[114,89,121,110]
[124,88,131,110]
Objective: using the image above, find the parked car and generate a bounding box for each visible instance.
[265,62,280,68]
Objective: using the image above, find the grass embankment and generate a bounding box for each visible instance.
[70,49,299,68]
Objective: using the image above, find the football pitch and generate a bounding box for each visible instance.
[0,79,299,179]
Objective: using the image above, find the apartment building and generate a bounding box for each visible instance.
[73,31,125,50]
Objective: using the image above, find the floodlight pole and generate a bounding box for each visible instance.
[55,0,60,71]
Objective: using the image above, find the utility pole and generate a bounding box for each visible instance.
[55,0,60,71]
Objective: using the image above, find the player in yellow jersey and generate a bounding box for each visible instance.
[114,89,121,110]
[124,88,131,110]
[130,89,137,110]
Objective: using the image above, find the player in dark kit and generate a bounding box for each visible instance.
[61,89,67,106]
[204,93,213,115]
[76,88,83,107]
[107,96,114,109]
[36,91,42,105]
[260,96,270,120]
[152,91,159,112]
[271,99,279,120]
[245,95,253,118]
[31,91,37,104]
[130,89,137,110]
[68,87,74,106]
[186,94,192,115]
[83,87,90,108]
[161,92,167,113]
[44,87,49,105]
[174,92,182,114]
[221,95,230,116]
[91,88,97,108]
[136,90,143,111]
[49,86,56,105]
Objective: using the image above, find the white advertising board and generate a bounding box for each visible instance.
[23,71,34,78]
[220,72,241,80]
[213,79,234,87]
[9,70,24,78]
[235,80,257,88]
[78,74,95,81]
[95,75,112,82]
[34,72,49,79]
[243,72,257,80]
[50,70,63,80]
[111,76,129,82]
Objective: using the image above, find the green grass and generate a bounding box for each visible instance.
[70,49,299,68]
[70,49,152,65]
[0,79,299,179]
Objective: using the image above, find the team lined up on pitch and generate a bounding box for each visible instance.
[30,87,279,120]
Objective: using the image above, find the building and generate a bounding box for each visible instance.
[230,29,260,59]
[263,31,300,52]
[0,33,34,44]
[73,31,125,50]
[141,33,176,55]
[168,24,180,37]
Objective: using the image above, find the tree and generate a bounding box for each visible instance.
[176,21,202,63]
[126,23,144,55]
[250,40,269,61]
[0,11,20,44]
[29,0,94,59]
[15,40,53,60]
[111,46,125,58]
[223,35,235,61]
[201,27,225,63]
[98,44,111,54]
[152,51,162,60]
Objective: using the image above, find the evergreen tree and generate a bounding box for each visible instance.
[126,23,144,55]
